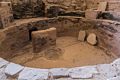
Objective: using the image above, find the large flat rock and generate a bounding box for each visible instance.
[5,63,24,76]
[0,68,7,80]
[111,58,120,70]
[96,64,119,79]
[0,58,9,68]
[18,67,49,80]
[67,66,98,79]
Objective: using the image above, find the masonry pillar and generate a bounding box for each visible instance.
[32,27,56,53]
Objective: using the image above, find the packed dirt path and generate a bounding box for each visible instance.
[9,36,116,68]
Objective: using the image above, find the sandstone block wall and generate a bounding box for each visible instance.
[0,23,30,58]
[32,27,56,53]
[107,1,120,11]
[0,2,14,29]
[1,0,120,20]
[43,0,120,11]
[1,0,120,11]
[0,16,120,58]
[95,20,120,56]
[11,0,45,19]
[85,10,100,19]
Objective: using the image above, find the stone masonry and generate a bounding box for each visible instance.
[0,2,14,29]
[1,0,120,12]
[43,0,120,11]
[1,16,120,57]
[32,27,56,53]
[85,10,101,19]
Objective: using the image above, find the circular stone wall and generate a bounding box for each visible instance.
[0,16,120,79]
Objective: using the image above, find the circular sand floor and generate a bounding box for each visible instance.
[9,36,116,68]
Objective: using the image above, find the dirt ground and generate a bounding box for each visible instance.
[9,36,116,69]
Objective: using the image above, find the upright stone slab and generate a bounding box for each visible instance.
[98,2,107,11]
[32,27,56,53]
[85,10,101,19]
[78,30,86,42]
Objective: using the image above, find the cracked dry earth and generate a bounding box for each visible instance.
[9,36,116,68]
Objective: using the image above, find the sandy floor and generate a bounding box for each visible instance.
[9,36,115,68]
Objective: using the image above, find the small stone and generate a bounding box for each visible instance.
[18,67,48,80]
[0,58,9,68]
[87,33,97,45]
[78,30,86,42]
[5,63,24,76]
